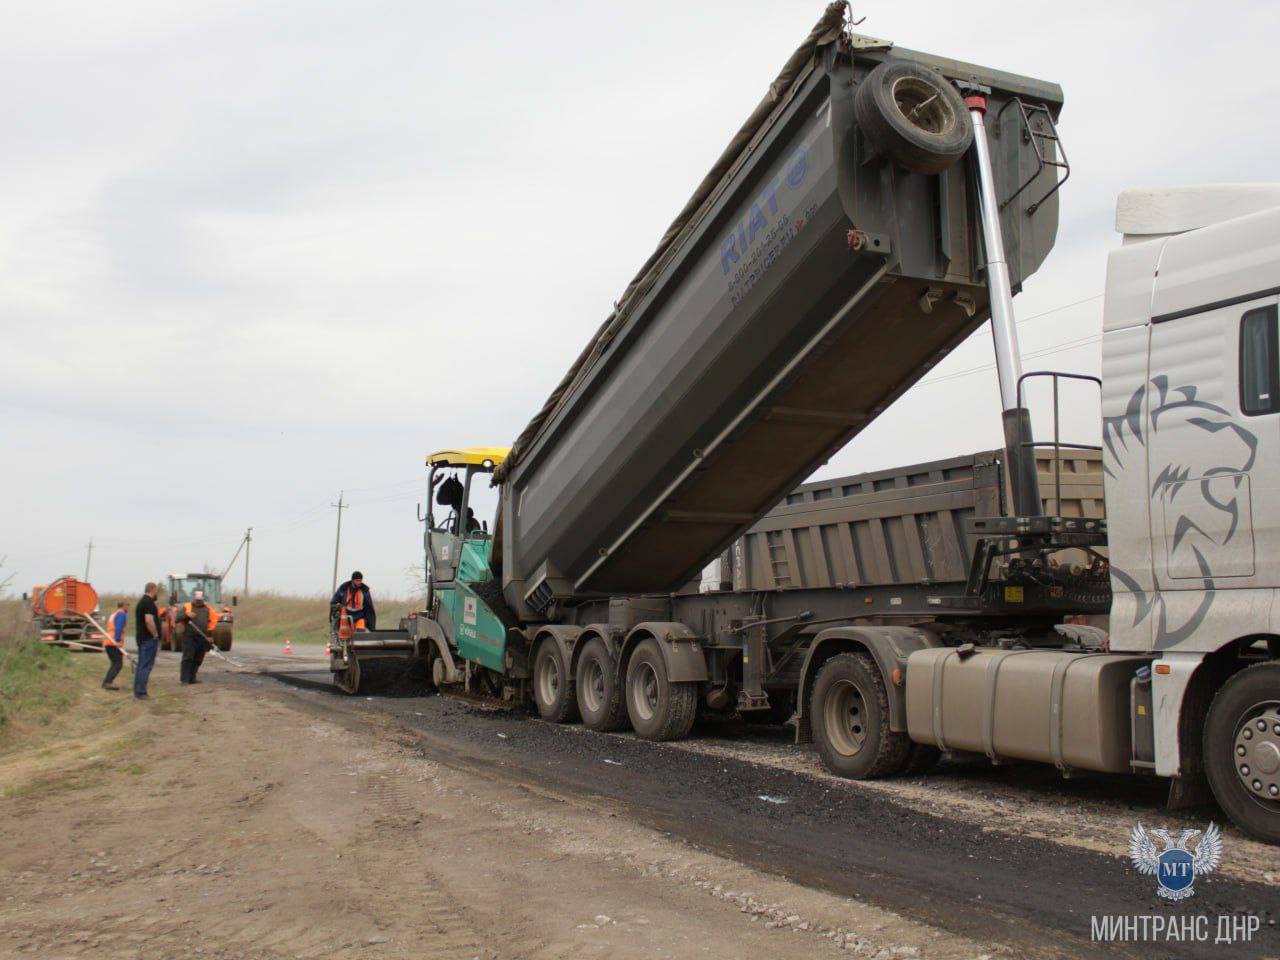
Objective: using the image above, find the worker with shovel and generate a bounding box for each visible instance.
[101,602,127,690]
[176,590,220,685]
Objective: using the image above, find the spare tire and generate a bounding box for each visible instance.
[854,61,973,175]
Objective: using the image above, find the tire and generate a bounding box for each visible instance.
[576,638,628,732]
[532,639,579,724]
[1204,662,1280,843]
[212,625,233,652]
[625,638,697,742]
[811,652,911,779]
[422,642,444,692]
[854,61,973,175]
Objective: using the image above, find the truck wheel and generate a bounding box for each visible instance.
[532,639,579,723]
[626,638,697,742]
[811,652,910,779]
[854,61,973,175]
[576,638,628,732]
[1204,662,1280,843]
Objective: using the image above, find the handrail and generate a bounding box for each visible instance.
[1016,371,1103,515]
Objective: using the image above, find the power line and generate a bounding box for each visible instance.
[912,292,1104,387]
[918,333,1102,387]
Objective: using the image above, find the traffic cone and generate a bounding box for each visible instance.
[284,637,293,655]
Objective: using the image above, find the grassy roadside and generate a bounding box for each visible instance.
[0,634,172,799]
[0,640,87,740]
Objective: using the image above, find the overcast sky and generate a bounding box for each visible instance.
[2,0,1277,598]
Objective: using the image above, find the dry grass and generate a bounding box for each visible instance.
[0,589,419,652]
[228,591,415,646]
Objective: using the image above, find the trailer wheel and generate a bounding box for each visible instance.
[625,638,697,742]
[811,652,911,779]
[532,639,579,724]
[1204,662,1280,843]
[576,638,628,732]
[854,61,973,175]
[334,655,361,696]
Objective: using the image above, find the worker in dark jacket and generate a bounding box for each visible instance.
[331,571,376,630]
[176,590,220,685]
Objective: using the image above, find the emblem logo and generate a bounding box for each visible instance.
[1129,822,1223,900]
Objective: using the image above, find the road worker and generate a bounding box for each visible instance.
[102,601,127,690]
[176,589,220,685]
[330,571,376,630]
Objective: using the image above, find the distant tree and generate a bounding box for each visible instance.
[0,555,15,600]
[404,562,428,606]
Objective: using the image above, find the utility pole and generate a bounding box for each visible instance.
[243,527,253,597]
[330,492,346,593]
[84,538,94,582]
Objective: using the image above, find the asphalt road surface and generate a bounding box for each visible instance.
[229,650,1280,960]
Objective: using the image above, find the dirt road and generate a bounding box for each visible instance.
[2,648,1277,959]
[0,650,991,960]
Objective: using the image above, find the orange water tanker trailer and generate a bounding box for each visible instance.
[29,576,103,647]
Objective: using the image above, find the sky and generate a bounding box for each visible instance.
[1,0,1277,598]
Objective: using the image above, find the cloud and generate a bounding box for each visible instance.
[2,0,1277,593]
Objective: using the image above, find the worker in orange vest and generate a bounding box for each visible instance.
[176,590,220,685]
[330,571,376,630]
[102,601,127,690]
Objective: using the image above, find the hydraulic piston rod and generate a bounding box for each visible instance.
[967,93,1043,518]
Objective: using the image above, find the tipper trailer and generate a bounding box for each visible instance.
[331,5,1280,842]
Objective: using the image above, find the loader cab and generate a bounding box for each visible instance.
[424,447,508,587]
[168,573,223,606]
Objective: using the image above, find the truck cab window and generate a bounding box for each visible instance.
[1240,305,1279,416]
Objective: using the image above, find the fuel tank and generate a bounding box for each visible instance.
[904,647,1150,774]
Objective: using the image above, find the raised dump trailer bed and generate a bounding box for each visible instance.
[495,4,1064,616]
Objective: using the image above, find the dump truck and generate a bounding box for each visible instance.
[161,572,235,652]
[330,5,1280,843]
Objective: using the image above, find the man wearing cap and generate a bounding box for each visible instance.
[331,571,376,630]
[176,590,220,685]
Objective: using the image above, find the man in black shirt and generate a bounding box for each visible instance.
[134,582,161,700]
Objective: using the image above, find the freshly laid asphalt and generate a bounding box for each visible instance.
[229,662,1279,960]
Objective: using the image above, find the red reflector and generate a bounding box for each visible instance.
[892,668,903,686]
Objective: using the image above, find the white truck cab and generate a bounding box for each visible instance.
[1101,185,1280,835]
